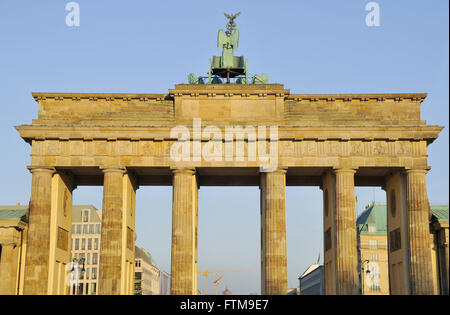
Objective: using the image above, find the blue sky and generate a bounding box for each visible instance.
[0,0,448,294]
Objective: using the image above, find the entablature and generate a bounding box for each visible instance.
[15,124,443,145]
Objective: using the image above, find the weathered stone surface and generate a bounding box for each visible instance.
[98,167,125,295]
[322,169,359,295]
[23,167,55,295]
[322,171,337,295]
[0,243,20,294]
[15,85,443,295]
[384,171,411,294]
[170,168,198,295]
[260,169,287,295]
[334,169,359,294]
[406,169,435,294]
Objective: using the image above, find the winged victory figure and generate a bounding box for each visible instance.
[217,12,241,67]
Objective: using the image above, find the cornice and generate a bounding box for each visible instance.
[15,124,443,143]
[287,93,427,103]
[31,91,428,103]
[31,93,171,102]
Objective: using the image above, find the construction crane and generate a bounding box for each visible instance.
[212,275,224,295]
[197,269,251,295]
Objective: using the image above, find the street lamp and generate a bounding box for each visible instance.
[360,259,370,294]
[71,257,85,295]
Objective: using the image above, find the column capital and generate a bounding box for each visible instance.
[100,166,126,174]
[260,167,287,175]
[333,168,357,174]
[405,167,430,175]
[0,227,20,246]
[0,242,18,248]
[170,167,196,175]
[27,166,56,174]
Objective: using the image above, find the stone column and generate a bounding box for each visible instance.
[23,166,55,295]
[170,168,198,295]
[321,171,337,295]
[98,167,126,295]
[48,172,75,295]
[0,241,20,295]
[260,168,287,295]
[438,227,449,295]
[384,171,411,295]
[405,169,434,294]
[334,168,359,295]
[120,172,137,295]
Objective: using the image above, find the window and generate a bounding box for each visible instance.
[91,283,97,294]
[94,238,99,250]
[81,238,86,250]
[83,225,88,234]
[83,210,89,223]
[390,228,401,252]
[324,189,329,217]
[370,253,379,261]
[85,283,89,295]
[72,224,76,234]
[135,272,142,280]
[87,253,91,265]
[85,268,90,280]
[76,225,81,234]
[75,239,79,250]
[92,253,98,265]
[89,224,94,234]
[369,240,378,249]
[390,189,397,217]
[325,228,332,252]
[96,224,101,234]
[79,283,83,294]
[91,268,97,280]
[88,238,92,250]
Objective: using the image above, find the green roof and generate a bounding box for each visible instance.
[0,205,29,222]
[431,205,449,223]
[357,204,449,234]
[0,205,101,223]
[357,203,387,236]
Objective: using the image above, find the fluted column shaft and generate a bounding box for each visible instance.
[260,169,287,295]
[334,168,359,295]
[23,166,55,295]
[170,168,198,295]
[98,167,125,295]
[406,169,434,294]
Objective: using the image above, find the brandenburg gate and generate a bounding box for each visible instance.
[15,13,443,295]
